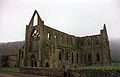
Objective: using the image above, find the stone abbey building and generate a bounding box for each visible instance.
[19,10,111,69]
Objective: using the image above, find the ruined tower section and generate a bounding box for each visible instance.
[77,24,111,66]
[100,24,111,65]
[20,10,58,68]
[20,10,45,67]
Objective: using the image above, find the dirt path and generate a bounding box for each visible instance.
[0,72,52,77]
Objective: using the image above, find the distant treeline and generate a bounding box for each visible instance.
[110,39,120,61]
[0,41,24,55]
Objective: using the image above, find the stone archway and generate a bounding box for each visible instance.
[30,54,37,67]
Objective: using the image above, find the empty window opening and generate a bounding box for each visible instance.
[77,52,78,63]
[67,37,69,45]
[80,53,83,63]
[88,53,92,64]
[32,29,40,38]
[88,39,91,45]
[33,14,38,26]
[61,36,63,40]
[66,52,68,60]
[72,53,74,63]
[54,35,57,39]
[84,54,86,63]
[81,39,84,46]
[63,66,65,68]
[96,53,100,62]
[59,52,62,60]
[30,55,37,67]
[47,33,51,40]
[95,37,99,45]
[45,62,49,67]
[61,36,63,43]
[22,51,24,58]
[96,40,99,45]
[71,38,73,45]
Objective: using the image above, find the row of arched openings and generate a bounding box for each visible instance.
[87,53,100,64]
[59,52,100,64]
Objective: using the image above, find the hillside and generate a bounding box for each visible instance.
[110,39,120,61]
[0,41,24,55]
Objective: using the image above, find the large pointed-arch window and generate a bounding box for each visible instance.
[29,29,40,52]
[31,29,40,39]
[33,13,38,26]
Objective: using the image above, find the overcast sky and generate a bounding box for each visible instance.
[0,0,120,42]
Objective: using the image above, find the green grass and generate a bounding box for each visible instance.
[0,67,20,73]
[81,63,120,70]
[0,63,120,73]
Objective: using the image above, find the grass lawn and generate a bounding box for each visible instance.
[0,63,120,73]
[0,67,20,73]
[81,63,120,70]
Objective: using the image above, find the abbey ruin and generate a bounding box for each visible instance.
[19,10,111,69]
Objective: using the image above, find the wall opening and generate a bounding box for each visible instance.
[30,54,37,67]
[45,62,49,67]
[77,52,78,64]
[21,51,24,58]
[66,52,68,60]
[61,35,63,43]
[88,39,91,45]
[33,14,38,26]
[96,53,100,62]
[80,53,83,63]
[84,54,86,64]
[59,52,62,60]
[72,53,74,63]
[54,35,57,39]
[47,33,51,40]
[88,53,92,64]
[32,29,40,38]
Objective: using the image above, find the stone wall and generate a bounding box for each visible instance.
[8,55,18,67]
[20,67,64,77]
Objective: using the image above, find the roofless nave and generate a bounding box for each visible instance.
[19,10,111,69]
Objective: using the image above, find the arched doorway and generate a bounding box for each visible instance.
[30,54,37,67]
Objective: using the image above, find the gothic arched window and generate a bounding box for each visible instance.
[59,52,62,60]
[32,29,40,39]
[66,52,68,60]
[72,53,74,63]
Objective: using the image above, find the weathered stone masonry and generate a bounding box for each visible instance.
[19,10,111,69]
